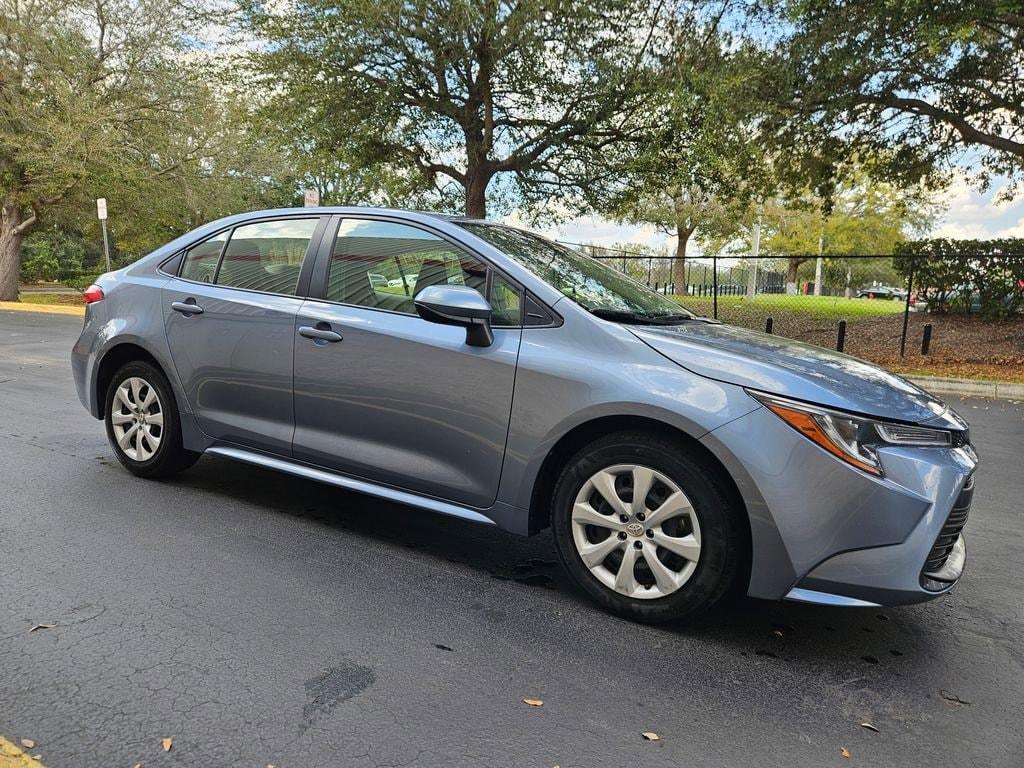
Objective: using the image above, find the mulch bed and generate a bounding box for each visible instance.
[723,310,1024,380]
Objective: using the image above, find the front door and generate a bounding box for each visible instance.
[292,217,523,509]
[162,216,324,454]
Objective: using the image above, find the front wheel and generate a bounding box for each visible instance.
[104,360,200,478]
[551,431,747,623]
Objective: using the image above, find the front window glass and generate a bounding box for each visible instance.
[490,274,522,326]
[326,219,488,315]
[216,218,319,295]
[460,223,693,322]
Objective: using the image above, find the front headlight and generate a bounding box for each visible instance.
[749,391,953,477]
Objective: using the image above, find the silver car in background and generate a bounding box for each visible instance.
[71,208,977,623]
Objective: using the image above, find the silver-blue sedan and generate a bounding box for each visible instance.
[72,208,976,623]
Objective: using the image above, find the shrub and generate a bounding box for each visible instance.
[894,239,1024,320]
[20,227,86,284]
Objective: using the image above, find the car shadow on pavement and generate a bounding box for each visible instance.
[173,454,942,671]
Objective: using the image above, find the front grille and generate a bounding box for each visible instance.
[922,475,973,581]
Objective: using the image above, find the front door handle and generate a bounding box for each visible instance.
[171,300,204,316]
[299,325,343,343]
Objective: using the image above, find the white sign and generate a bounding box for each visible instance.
[303,189,320,207]
[96,197,108,220]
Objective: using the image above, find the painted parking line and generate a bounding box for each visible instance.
[0,737,45,768]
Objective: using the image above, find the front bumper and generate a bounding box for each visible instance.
[700,404,977,607]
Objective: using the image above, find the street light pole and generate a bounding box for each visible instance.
[746,207,761,300]
[814,233,823,297]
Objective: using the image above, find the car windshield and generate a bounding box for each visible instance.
[459,223,695,323]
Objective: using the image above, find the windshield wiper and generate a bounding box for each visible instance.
[588,308,694,325]
[644,313,696,324]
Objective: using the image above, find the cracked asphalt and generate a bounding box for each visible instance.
[1,309,1022,767]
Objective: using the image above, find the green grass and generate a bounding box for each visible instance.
[18,292,83,306]
[675,294,906,320]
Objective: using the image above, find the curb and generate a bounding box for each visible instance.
[909,375,1024,400]
[0,301,85,317]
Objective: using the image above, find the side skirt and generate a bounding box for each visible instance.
[205,445,497,527]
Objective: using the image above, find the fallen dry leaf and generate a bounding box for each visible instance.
[841,747,851,758]
[162,737,173,752]
[860,722,880,733]
[641,731,660,741]
[28,624,55,633]
[20,739,35,749]
[940,689,971,706]
[132,763,142,768]
[522,698,543,707]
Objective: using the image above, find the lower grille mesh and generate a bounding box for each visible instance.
[923,476,973,577]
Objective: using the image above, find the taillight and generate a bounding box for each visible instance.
[83,284,104,304]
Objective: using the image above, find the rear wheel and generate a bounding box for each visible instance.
[551,431,746,623]
[104,360,199,478]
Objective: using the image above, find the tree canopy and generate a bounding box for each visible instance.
[240,0,668,218]
[0,0,282,299]
[3,0,1023,299]
[767,0,1024,193]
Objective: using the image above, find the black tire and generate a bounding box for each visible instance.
[550,430,747,624]
[103,360,200,478]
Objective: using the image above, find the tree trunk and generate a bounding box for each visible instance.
[464,167,490,219]
[672,225,692,296]
[785,257,803,295]
[0,203,26,301]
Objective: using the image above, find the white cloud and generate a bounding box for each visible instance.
[932,174,1024,240]
[498,210,681,256]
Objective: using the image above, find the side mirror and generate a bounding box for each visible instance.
[414,285,494,347]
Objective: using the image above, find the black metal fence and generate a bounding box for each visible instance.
[565,242,1024,372]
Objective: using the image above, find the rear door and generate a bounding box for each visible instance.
[162,216,327,454]
[292,216,523,508]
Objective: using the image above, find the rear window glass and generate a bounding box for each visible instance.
[215,219,319,296]
[179,232,227,283]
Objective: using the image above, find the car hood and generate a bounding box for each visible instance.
[630,321,948,424]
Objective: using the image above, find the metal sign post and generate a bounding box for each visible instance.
[96,198,110,272]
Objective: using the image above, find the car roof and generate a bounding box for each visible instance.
[236,206,489,225]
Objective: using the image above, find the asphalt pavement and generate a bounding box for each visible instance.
[1,309,1022,767]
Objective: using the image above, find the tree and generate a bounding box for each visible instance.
[762,176,941,293]
[592,16,770,292]
[0,0,277,299]
[768,0,1024,193]
[241,0,666,219]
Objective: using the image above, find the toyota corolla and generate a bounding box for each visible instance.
[71,208,976,623]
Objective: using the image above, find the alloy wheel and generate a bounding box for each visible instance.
[570,463,702,599]
[110,376,163,462]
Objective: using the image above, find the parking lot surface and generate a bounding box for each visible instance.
[2,309,1022,767]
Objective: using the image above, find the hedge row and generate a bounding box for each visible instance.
[893,239,1024,319]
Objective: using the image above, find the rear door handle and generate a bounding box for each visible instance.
[299,325,343,343]
[171,300,204,315]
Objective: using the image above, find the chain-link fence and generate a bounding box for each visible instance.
[566,242,1024,378]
